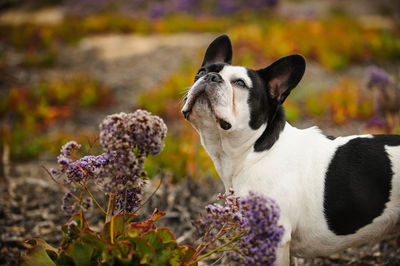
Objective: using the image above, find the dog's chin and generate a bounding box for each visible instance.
[183,94,232,131]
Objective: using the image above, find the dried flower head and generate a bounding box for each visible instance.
[53,110,167,214]
[100,110,167,156]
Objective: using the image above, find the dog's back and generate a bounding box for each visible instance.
[283,128,400,257]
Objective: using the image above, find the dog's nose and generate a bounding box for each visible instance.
[204,73,223,83]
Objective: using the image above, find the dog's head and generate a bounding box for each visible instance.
[182,35,305,152]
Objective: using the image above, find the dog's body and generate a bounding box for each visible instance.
[181,35,400,265]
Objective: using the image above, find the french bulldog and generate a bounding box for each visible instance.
[181,34,400,265]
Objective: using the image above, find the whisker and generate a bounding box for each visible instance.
[178,86,190,106]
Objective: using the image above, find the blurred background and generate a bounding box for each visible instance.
[1,0,400,264]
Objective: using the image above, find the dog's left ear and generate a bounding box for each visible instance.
[201,34,233,67]
[258,55,305,104]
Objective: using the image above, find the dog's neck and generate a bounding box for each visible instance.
[197,108,287,190]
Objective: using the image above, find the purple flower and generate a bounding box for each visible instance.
[218,0,239,15]
[236,191,284,265]
[117,185,144,213]
[54,110,167,214]
[81,197,93,211]
[100,110,167,156]
[367,66,391,89]
[150,3,167,19]
[174,0,197,11]
[60,141,81,156]
[197,189,283,265]
[248,0,279,8]
[366,116,387,129]
[61,191,79,215]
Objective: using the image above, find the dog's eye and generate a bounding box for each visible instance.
[195,69,207,81]
[197,69,206,76]
[233,79,246,88]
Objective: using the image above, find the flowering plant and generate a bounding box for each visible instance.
[20,109,283,265]
[190,189,284,265]
[20,110,198,265]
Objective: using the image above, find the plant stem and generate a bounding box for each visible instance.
[84,184,106,214]
[41,165,80,201]
[106,192,112,223]
[190,230,245,264]
[79,188,84,231]
[134,174,163,215]
[110,189,118,244]
[200,225,226,252]
[110,215,114,244]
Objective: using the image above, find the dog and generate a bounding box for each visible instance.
[181,34,400,265]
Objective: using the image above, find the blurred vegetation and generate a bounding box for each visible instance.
[0,74,111,160]
[1,13,400,69]
[1,1,399,181]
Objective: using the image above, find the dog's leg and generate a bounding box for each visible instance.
[275,242,291,266]
[290,256,298,266]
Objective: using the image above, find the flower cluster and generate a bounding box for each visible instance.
[196,189,284,266]
[366,66,392,89]
[60,141,81,156]
[197,189,242,235]
[100,110,167,156]
[61,191,80,215]
[52,110,167,214]
[236,191,284,265]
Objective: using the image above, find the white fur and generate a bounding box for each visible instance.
[182,65,400,265]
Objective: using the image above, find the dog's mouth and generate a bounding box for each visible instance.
[182,88,232,130]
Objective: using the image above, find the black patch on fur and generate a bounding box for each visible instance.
[326,136,336,140]
[206,63,227,74]
[324,135,400,235]
[244,55,305,152]
[253,106,286,151]
[246,69,288,152]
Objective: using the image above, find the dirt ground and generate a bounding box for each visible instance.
[1,161,399,265]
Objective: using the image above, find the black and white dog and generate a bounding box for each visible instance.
[181,35,400,265]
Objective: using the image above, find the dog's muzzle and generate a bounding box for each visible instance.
[182,73,232,130]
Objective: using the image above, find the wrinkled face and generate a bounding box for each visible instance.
[182,63,255,132]
[181,34,306,151]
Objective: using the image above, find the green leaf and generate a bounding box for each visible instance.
[100,244,120,265]
[181,245,196,263]
[166,245,181,266]
[23,238,58,253]
[156,228,176,244]
[143,231,163,250]
[20,245,57,266]
[152,248,171,266]
[114,240,135,265]
[57,252,74,265]
[127,237,155,264]
[116,240,135,258]
[151,208,166,222]
[101,213,137,241]
[61,213,92,248]
[66,242,94,266]
[78,232,107,261]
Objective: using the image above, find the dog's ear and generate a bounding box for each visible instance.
[257,55,305,105]
[201,34,233,67]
